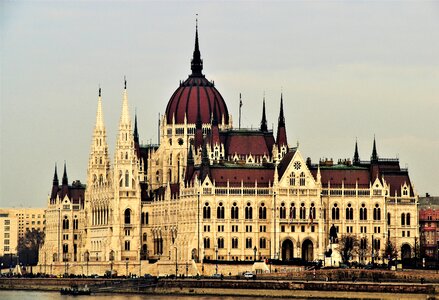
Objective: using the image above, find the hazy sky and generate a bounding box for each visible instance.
[1,1,438,208]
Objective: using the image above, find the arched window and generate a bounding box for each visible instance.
[332,204,340,220]
[290,203,296,220]
[155,170,160,183]
[346,203,353,220]
[280,203,286,219]
[232,237,238,248]
[406,213,411,226]
[119,171,123,187]
[62,216,69,230]
[300,203,306,219]
[203,203,211,219]
[124,208,131,224]
[245,237,252,249]
[124,240,130,251]
[125,170,129,187]
[203,237,210,249]
[309,203,316,220]
[245,203,253,220]
[373,204,381,221]
[259,203,267,219]
[143,233,147,242]
[289,173,295,186]
[231,202,239,219]
[217,202,225,219]
[259,237,266,249]
[360,204,367,220]
[299,172,305,186]
[217,237,224,249]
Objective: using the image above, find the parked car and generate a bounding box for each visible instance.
[212,273,222,279]
[243,272,255,279]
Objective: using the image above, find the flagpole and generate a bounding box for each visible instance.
[239,93,242,129]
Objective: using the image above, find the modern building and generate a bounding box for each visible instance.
[38,26,419,275]
[419,195,439,261]
[0,208,45,257]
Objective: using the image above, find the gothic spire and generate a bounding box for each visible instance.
[276,93,288,148]
[353,139,360,165]
[190,17,203,76]
[119,76,131,125]
[134,110,139,144]
[53,163,59,186]
[260,98,268,132]
[95,87,105,130]
[371,135,378,162]
[62,161,68,185]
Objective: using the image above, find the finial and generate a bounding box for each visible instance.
[196,14,198,30]
[98,85,101,97]
[260,96,267,132]
[191,15,203,76]
[124,76,127,89]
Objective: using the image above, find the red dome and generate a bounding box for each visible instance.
[165,76,229,125]
[164,25,229,125]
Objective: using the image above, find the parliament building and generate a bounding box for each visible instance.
[38,26,419,276]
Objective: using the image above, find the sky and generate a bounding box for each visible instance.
[1,1,438,208]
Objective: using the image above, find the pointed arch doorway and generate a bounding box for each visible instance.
[281,239,294,261]
[301,239,314,262]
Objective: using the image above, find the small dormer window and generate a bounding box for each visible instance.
[403,187,408,196]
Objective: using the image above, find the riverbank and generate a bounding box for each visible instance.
[0,277,438,299]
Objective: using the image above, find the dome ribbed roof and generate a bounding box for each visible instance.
[164,25,229,125]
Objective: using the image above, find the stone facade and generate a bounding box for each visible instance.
[38,27,419,276]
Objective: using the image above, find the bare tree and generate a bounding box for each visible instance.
[17,229,45,266]
[384,239,398,262]
[336,234,359,264]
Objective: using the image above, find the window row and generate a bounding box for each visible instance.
[203,237,268,249]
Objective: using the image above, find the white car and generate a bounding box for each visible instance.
[243,272,255,279]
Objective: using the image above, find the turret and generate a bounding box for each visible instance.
[276,93,288,150]
[260,98,268,132]
[353,139,360,165]
[371,136,379,162]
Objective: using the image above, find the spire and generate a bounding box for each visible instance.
[276,93,288,148]
[260,98,268,132]
[134,110,139,144]
[120,76,131,125]
[53,163,59,186]
[353,139,360,165]
[278,93,285,128]
[190,17,203,76]
[371,135,378,162]
[95,86,105,129]
[62,161,68,185]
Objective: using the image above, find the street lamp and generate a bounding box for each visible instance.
[253,246,257,261]
[215,246,218,275]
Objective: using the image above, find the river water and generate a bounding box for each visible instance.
[0,290,429,300]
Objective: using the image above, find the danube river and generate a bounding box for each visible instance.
[0,290,429,300]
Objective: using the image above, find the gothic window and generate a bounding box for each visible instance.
[217,202,225,219]
[373,204,381,221]
[299,172,305,186]
[232,237,238,249]
[406,213,411,226]
[245,238,252,249]
[156,171,160,184]
[280,203,286,219]
[403,187,408,196]
[125,152,128,160]
[124,208,131,224]
[125,170,129,187]
[119,171,123,187]
[62,216,69,230]
[124,240,130,251]
[203,237,210,249]
[360,204,367,220]
[290,203,296,220]
[401,213,405,225]
[259,237,266,249]
[387,213,391,226]
[259,203,267,220]
[373,238,380,252]
[203,203,211,219]
[73,219,78,230]
[332,204,340,220]
[310,203,316,219]
[231,202,239,219]
[289,173,295,186]
[217,237,224,249]
[245,203,253,220]
[346,203,353,220]
[143,233,147,242]
[300,203,306,219]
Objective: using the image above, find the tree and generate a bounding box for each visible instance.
[336,234,359,264]
[384,239,398,263]
[17,229,45,266]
